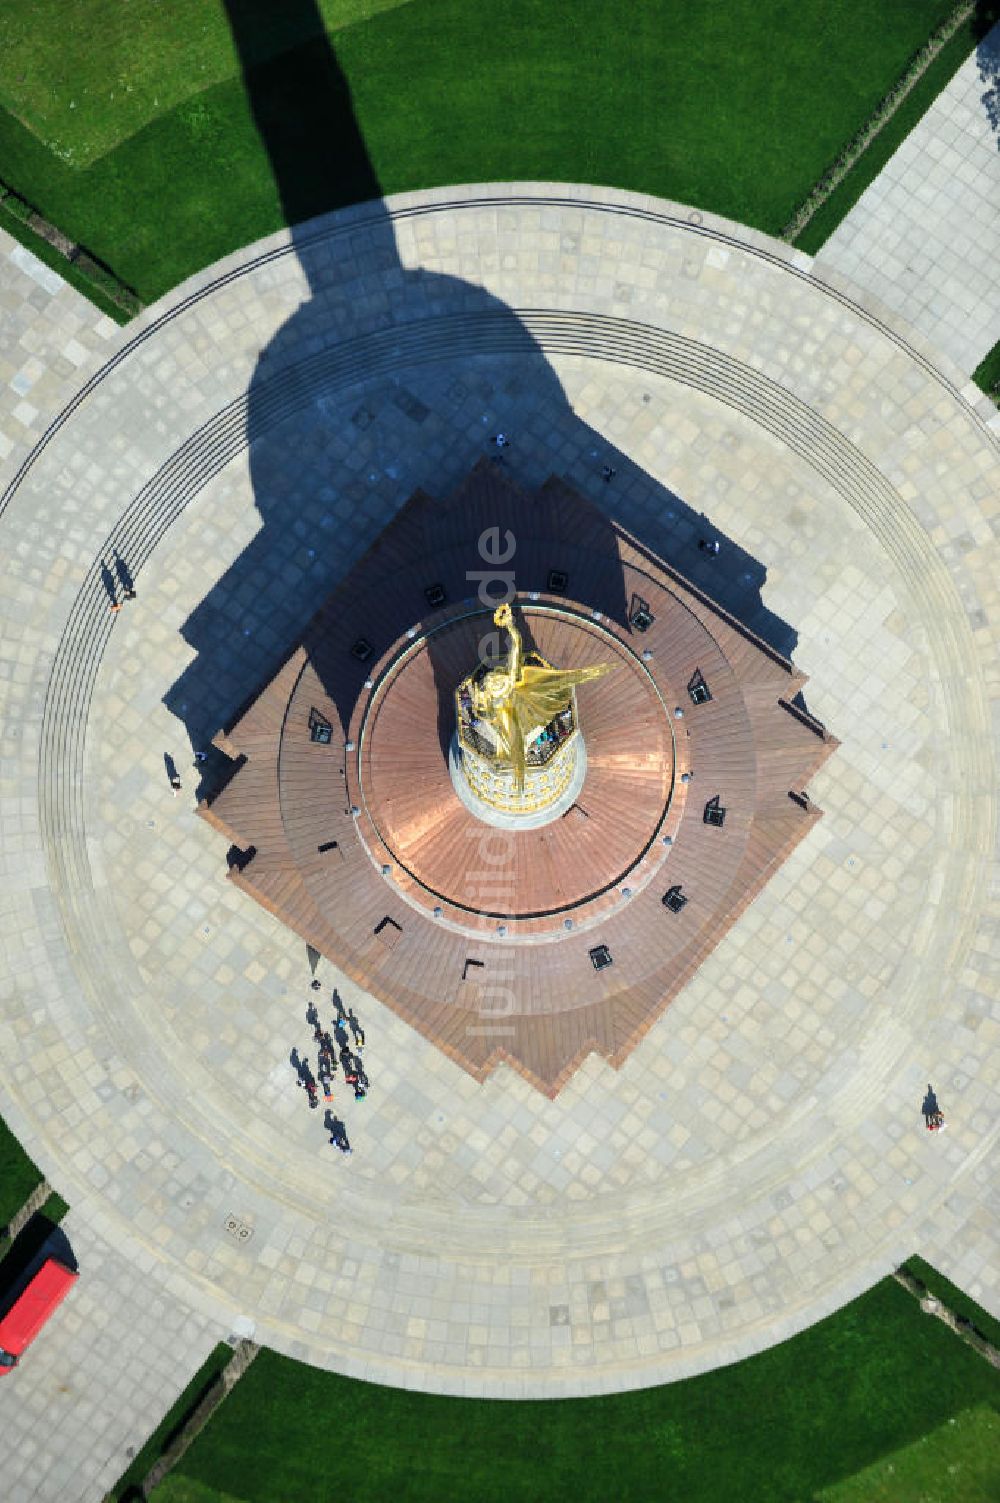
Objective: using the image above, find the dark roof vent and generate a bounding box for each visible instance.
[630,596,655,633]
[687,669,711,705]
[589,944,613,971]
[374,916,403,950]
[308,708,333,744]
[662,885,688,914]
[703,796,726,828]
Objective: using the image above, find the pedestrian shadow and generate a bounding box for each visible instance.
[289,1046,312,1087]
[162,0,805,770]
[100,560,117,606]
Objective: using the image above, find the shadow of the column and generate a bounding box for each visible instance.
[164,0,800,756]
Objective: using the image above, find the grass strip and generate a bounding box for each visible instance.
[105,1343,234,1503]
[902,1256,1000,1353]
[0,196,130,322]
[0,1117,44,1236]
[971,339,1000,402]
[150,1277,1000,1503]
[38,1189,69,1225]
[797,9,997,253]
[786,1,975,242]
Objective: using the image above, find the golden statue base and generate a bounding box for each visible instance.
[449,730,587,830]
[452,600,612,829]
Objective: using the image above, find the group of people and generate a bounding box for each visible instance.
[293,989,369,1155]
[313,1003,368,1102]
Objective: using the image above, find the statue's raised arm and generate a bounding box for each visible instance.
[493,602,523,699]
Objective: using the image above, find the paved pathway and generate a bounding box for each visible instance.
[0,185,997,1412]
[0,235,226,1502]
[816,23,1000,375]
[0,1211,218,1503]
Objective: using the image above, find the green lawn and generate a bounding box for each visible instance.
[0,0,960,303]
[971,339,1000,402]
[0,1116,69,1263]
[0,0,414,165]
[796,5,1000,254]
[817,1404,1000,1503]
[145,1276,1000,1503]
[0,1115,44,1235]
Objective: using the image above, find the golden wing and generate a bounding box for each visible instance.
[513,662,613,729]
[505,663,614,788]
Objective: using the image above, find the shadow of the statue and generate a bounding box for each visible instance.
[163,0,799,760]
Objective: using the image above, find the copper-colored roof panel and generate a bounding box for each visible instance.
[201,463,836,1095]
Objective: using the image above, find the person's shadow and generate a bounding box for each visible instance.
[164,0,800,787]
[289,1046,313,1088]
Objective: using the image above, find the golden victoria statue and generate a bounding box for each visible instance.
[467,602,613,792]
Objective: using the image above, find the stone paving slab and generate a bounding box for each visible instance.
[0,185,997,1406]
[0,1211,219,1503]
[0,237,228,1503]
[816,24,1000,376]
[0,236,120,485]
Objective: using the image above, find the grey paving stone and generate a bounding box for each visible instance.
[817,25,1000,373]
[0,1213,218,1503]
[0,182,996,1428]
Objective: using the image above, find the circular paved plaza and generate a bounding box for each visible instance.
[0,185,997,1396]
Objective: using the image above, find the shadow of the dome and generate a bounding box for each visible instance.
[163,0,800,785]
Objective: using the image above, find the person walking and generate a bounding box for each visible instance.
[113,550,136,600]
[318,1058,334,1103]
[921,1084,945,1131]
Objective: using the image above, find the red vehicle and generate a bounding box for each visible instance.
[0,1257,78,1374]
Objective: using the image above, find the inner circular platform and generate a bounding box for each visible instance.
[0,184,995,1398]
[358,608,674,917]
[447,729,588,830]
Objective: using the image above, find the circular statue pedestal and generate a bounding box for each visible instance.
[448,730,588,830]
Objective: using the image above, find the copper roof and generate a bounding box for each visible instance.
[202,462,837,1095]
